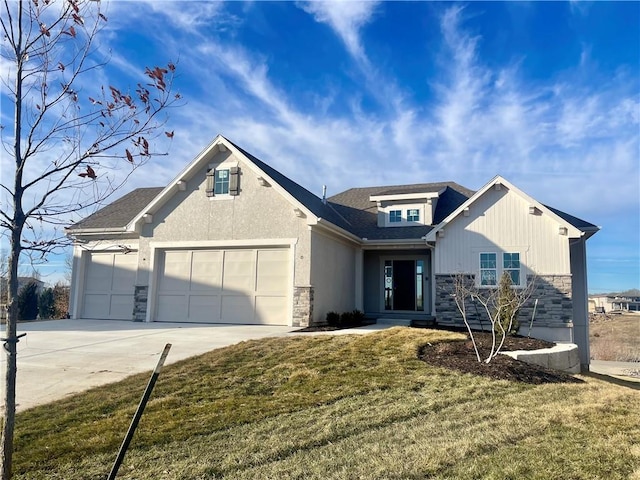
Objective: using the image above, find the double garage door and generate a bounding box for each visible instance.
[155,248,289,325]
[82,251,138,320]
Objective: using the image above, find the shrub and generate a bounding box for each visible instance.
[326,311,340,327]
[339,311,353,327]
[38,287,55,319]
[52,283,70,318]
[496,272,519,335]
[17,281,39,321]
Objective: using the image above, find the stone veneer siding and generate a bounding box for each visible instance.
[293,286,314,327]
[435,274,573,330]
[133,285,148,322]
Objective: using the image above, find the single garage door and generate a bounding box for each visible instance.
[82,251,138,319]
[155,248,289,325]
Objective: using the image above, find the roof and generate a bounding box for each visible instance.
[544,204,599,231]
[68,187,163,231]
[328,183,473,240]
[228,141,355,232]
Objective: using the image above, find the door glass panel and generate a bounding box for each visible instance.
[416,260,424,311]
[384,261,393,310]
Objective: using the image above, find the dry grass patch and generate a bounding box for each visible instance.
[11,327,640,479]
[590,313,640,362]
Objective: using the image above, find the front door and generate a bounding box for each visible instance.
[383,259,426,312]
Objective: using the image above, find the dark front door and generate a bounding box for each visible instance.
[393,260,416,310]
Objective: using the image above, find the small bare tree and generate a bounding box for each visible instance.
[453,272,536,364]
[0,1,181,477]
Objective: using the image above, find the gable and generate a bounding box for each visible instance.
[433,185,576,275]
[143,149,312,242]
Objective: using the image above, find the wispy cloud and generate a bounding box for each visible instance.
[299,0,379,65]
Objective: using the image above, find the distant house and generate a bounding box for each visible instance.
[66,135,599,370]
[589,295,640,313]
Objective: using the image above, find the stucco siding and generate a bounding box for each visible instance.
[435,187,571,276]
[135,150,312,288]
[310,229,357,324]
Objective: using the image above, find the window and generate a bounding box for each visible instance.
[407,209,420,222]
[389,210,402,223]
[215,169,229,194]
[480,253,497,286]
[503,252,520,285]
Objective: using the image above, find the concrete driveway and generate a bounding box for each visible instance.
[0,319,293,412]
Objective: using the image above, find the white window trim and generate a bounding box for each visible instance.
[389,210,402,223]
[477,251,524,288]
[479,252,498,287]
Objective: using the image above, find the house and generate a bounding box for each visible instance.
[66,135,599,369]
[589,295,640,313]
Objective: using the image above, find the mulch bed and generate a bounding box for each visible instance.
[418,331,583,384]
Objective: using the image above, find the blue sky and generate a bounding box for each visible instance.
[3,1,639,292]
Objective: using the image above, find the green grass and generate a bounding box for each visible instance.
[12,327,640,479]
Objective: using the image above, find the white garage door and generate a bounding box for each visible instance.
[82,251,138,320]
[155,248,289,325]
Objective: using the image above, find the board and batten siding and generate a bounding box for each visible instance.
[435,187,571,276]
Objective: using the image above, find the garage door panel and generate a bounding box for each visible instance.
[83,294,109,318]
[156,294,187,322]
[110,294,135,319]
[160,251,191,292]
[85,254,113,292]
[255,296,288,325]
[257,249,288,294]
[221,295,254,324]
[191,250,223,292]
[112,254,138,292]
[82,251,137,320]
[188,295,220,322]
[223,250,256,291]
[156,247,289,325]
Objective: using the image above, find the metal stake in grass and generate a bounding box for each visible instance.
[107,343,171,480]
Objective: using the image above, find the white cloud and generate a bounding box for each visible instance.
[300,0,379,65]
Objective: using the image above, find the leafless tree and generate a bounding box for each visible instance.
[0,1,181,477]
[453,272,536,364]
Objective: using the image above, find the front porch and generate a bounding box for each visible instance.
[362,248,434,324]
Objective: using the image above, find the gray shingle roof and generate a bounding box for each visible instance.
[67,187,163,231]
[68,141,595,242]
[228,141,355,232]
[544,205,599,231]
[328,183,473,240]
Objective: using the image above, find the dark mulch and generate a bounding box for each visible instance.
[418,331,583,384]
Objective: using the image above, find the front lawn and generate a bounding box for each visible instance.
[12,327,640,479]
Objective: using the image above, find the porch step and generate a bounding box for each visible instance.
[376,318,412,327]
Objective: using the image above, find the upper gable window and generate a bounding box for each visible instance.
[206,167,240,197]
[407,209,420,222]
[215,170,229,194]
[389,210,402,223]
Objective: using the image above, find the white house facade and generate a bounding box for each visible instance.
[67,135,599,370]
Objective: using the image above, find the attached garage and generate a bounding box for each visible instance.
[81,251,138,320]
[154,248,290,325]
